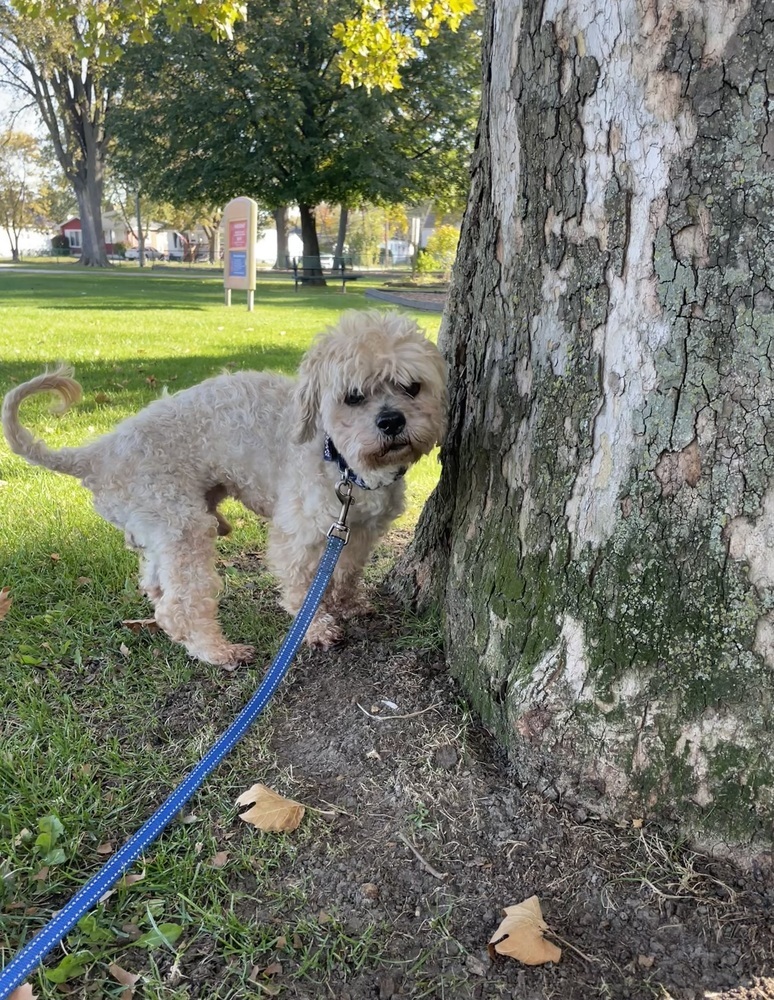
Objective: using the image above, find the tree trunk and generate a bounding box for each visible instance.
[335,205,349,263]
[298,202,325,284]
[398,0,774,856]
[274,206,288,269]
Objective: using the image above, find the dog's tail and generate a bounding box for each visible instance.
[2,367,89,477]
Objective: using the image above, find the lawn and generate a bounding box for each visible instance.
[0,269,442,997]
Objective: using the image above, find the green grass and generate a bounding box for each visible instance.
[0,269,441,996]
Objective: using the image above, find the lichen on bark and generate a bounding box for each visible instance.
[397,0,774,855]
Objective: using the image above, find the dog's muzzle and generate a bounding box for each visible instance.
[376,408,406,438]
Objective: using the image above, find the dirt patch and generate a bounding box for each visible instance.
[213,556,774,999]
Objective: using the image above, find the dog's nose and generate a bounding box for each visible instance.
[376,409,406,437]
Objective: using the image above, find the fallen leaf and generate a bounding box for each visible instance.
[209,851,229,868]
[32,866,49,881]
[236,784,305,833]
[119,642,131,658]
[292,933,302,950]
[93,392,111,404]
[632,818,644,829]
[108,963,139,988]
[488,896,562,966]
[96,842,114,855]
[76,577,91,586]
[0,587,12,621]
[262,962,282,977]
[120,871,145,887]
[49,553,60,562]
[638,954,655,968]
[122,617,160,634]
[9,985,37,999]
[274,935,287,950]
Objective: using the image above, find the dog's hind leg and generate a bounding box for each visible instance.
[152,518,254,669]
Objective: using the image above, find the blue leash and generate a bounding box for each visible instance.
[0,484,354,998]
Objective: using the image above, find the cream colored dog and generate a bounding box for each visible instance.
[2,311,447,667]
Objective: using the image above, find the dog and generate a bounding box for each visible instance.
[2,311,447,667]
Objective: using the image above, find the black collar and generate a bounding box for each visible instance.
[323,435,371,489]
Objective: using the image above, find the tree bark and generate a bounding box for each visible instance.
[335,205,349,263]
[398,0,774,856]
[273,206,288,269]
[298,202,325,284]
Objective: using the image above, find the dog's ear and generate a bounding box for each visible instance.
[292,362,320,443]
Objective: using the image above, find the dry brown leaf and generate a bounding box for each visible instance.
[262,962,282,977]
[0,587,12,622]
[236,784,305,833]
[638,954,655,968]
[108,963,139,987]
[32,867,49,881]
[632,818,644,829]
[122,617,160,634]
[120,871,145,887]
[49,553,60,562]
[488,896,562,966]
[119,642,131,658]
[94,392,111,404]
[9,985,37,1000]
[209,851,229,868]
[96,842,114,855]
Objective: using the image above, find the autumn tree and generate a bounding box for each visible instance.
[0,1,247,266]
[396,0,774,854]
[0,128,41,260]
[108,0,480,261]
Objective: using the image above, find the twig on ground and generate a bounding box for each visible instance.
[397,830,447,880]
[356,703,441,721]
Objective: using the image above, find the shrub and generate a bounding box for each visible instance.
[423,225,460,276]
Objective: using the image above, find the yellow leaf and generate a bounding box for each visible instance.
[236,784,305,832]
[0,587,12,621]
[488,896,562,966]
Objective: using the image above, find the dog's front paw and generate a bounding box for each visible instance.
[336,595,375,621]
[304,613,344,650]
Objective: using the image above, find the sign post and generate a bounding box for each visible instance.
[222,197,258,310]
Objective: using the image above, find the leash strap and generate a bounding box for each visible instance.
[0,528,348,997]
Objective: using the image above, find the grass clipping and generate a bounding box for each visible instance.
[488,896,562,966]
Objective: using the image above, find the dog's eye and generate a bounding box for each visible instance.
[344,390,365,406]
[403,382,421,398]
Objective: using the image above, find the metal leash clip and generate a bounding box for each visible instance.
[327,476,354,543]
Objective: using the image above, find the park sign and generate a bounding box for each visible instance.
[223,196,257,310]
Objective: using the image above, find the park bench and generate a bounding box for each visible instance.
[290,255,363,293]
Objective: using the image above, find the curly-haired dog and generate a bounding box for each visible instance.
[2,311,447,667]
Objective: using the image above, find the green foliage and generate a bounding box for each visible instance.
[422,224,460,274]
[334,0,477,92]
[109,0,479,228]
[11,0,247,64]
[34,812,67,865]
[44,950,93,983]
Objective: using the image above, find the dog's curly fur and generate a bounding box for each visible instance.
[2,311,447,667]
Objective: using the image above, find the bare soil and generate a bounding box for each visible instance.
[201,560,774,999]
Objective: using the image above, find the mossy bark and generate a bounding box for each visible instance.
[398,0,774,855]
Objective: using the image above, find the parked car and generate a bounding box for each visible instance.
[124,246,165,261]
[167,246,210,262]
